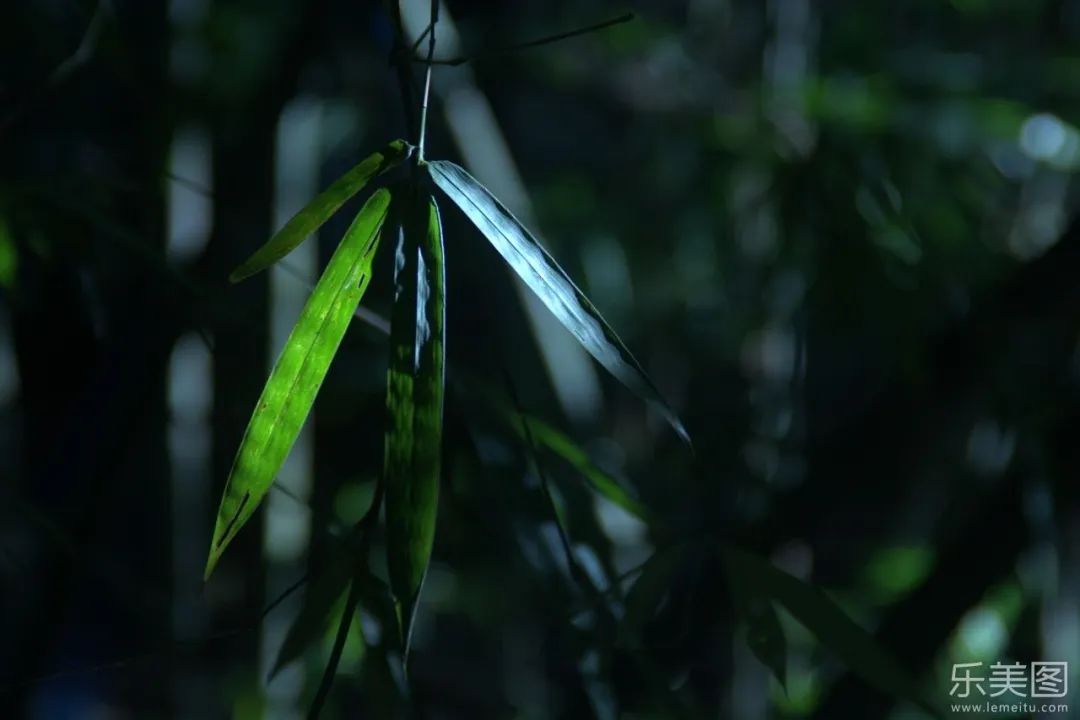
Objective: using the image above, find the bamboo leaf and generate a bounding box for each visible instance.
[516,413,648,521]
[427,160,688,444]
[744,599,787,691]
[463,377,649,521]
[271,549,353,679]
[204,189,391,580]
[383,191,445,658]
[738,596,789,690]
[229,140,409,282]
[271,538,396,678]
[722,546,943,718]
[618,543,692,649]
[722,548,788,688]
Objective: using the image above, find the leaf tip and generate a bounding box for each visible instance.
[674,421,692,447]
[203,533,228,581]
[661,409,692,447]
[267,657,287,682]
[394,589,424,666]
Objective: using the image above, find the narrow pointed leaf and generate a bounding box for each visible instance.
[271,549,353,679]
[722,548,788,689]
[618,543,692,649]
[383,191,445,657]
[230,140,408,282]
[271,535,395,677]
[204,189,391,580]
[744,599,787,690]
[515,414,648,521]
[427,160,688,443]
[464,377,649,521]
[737,596,789,690]
[722,546,943,718]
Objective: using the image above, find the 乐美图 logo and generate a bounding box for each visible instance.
[950,661,1068,699]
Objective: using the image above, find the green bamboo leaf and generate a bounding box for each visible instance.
[229,140,409,283]
[271,549,354,679]
[744,599,787,690]
[722,548,788,688]
[271,537,396,678]
[618,543,692,649]
[739,597,788,689]
[384,191,445,657]
[722,546,943,718]
[463,377,649,521]
[204,189,391,580]
[354,572,400,655]
[515,415,648,521]
[427,160,689,444]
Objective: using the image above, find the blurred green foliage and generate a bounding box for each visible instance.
[1,1,1078,718]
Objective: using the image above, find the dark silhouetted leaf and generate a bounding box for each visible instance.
[384,190,445,658]
[722,546,943,718]
[745,599,787,691]
[230,140,409,282]
[271,550,353,679]
[271,530,398,678]
[204,189,391,580]
[619,543,693,649]
[463,377,649,521]
[723,549,788,689]
[427,160,689,444]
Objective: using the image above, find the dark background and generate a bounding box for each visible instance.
[1,0,1078,718]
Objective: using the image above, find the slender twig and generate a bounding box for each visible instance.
[413,12,634,67]
[269,479,309,509]
[306,479,385,719]
[416,0,439,160]
[269,482,355,540]
[264,573,312,617]
[501,368,596,595]
[1,571,310,691]
[410,23,432,55]
[163,170,211,196]
[567,555,650,620]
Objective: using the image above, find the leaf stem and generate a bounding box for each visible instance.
[416,0,439,161]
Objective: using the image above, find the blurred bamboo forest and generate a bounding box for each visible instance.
[2,0,1079,718]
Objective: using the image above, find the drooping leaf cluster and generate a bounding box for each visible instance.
[204,141,688,665]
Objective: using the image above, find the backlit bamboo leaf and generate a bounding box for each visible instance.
[722,546,943,718]
[229,140,409,282]
[384,191,445,657]
[427,160,688,444]
[204,189,391,580]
